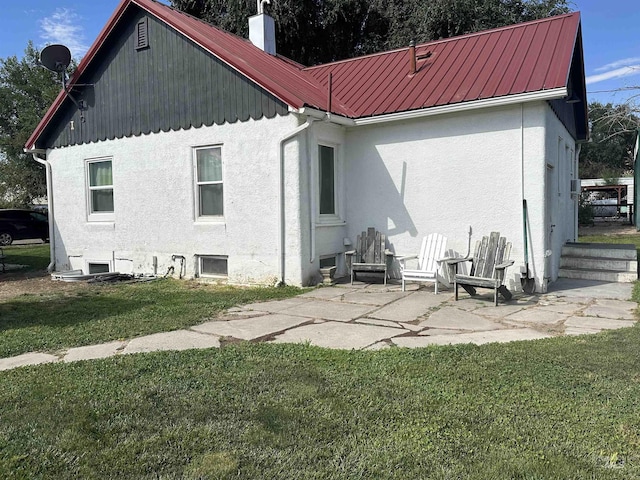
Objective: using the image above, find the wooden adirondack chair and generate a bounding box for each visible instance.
[447,232,514,306]
[399,233,448,293]
[345,227,394,285]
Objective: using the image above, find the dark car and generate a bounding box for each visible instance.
[0,209,49,246]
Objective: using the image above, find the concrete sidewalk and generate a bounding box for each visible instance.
[1,279,637,371]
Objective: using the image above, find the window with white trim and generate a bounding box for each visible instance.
[319,145,336,216]
[86,158,114,220]
[199,255,228,277]
[88,262,110,274]
[195,146,223,218]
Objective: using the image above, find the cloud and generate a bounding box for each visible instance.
[40,8,89,58]
[594,57,640,72]
[586,65,640,85]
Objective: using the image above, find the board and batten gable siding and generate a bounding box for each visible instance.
[547,31,588,143]
[37,6,289,149]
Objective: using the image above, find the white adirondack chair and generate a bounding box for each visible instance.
[399,233,448,293]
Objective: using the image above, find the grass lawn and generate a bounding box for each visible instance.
[1,330,640,479]
[1,243,50,271]
[0,245,303,357]
[579,232,640,251]
[1,244,639,478]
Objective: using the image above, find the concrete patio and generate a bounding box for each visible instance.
[0,278,637,371]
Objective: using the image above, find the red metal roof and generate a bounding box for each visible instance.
[26,0,582,150]
[306,12,581,118]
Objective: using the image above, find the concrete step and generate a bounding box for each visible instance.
[559,255,638,272]
[562,243,637,260]
[558,267,638,283]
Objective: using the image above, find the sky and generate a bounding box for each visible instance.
[0,0,639,105]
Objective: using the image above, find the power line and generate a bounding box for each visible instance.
[588,86,640,94]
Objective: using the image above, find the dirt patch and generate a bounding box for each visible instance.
[0,271,90,301]
[579,220,637,237]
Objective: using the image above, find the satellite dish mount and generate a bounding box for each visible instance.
[40,44,88,120]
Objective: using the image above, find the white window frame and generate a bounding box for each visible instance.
[85,157,114,222]
[193,145,224,222]
[198,255,228,278]
[317,142,343,224]
[85,260,113,274]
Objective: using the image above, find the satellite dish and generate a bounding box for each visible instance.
[40,44,71,73]
[39,43,90,120]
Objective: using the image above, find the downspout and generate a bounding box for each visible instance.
[307,124,317,264]
[278,116,317,285]
[28,149,55,273]
[574,143,581,240]
[521,103,525,202]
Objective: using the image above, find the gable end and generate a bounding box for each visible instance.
[37,6,289,149]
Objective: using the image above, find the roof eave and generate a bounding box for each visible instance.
[353,88,569,126]
[292,106,355,126]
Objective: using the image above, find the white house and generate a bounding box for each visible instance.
[25,0,588,292]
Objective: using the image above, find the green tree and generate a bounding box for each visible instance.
[390,0,570,46]
[171,0,571,66]
[0,42,61,207]
[579,102,639,179]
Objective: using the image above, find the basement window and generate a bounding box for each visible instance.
[88,263,110,274]
[199,256,228,277]
[136,18,149,50]
[319,256,336,268]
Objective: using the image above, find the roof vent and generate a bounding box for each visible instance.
[249,1,276,55]
[409,40,416,75]
[136,18,149,50]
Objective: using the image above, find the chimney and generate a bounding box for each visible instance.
[249,1,276,55]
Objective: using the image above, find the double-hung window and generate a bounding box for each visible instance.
[87,158,114,220]
[319,145,336,216]
[195,146,223,218]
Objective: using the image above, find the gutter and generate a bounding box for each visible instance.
[295,90,569,128]
[294,107,354,127]
[354,88,569,126]
[25,148,55,273]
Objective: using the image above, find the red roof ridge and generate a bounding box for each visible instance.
[305,11,580,72]
[304,45,413,71]
[423,11,580,47]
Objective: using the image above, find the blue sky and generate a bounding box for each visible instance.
[0,0,638,105]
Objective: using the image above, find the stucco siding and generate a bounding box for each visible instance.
[306,122,348,280]
[543,103,579,284]
[47,114,306,284]
[343,103,554,291]
[45,101,577,290]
